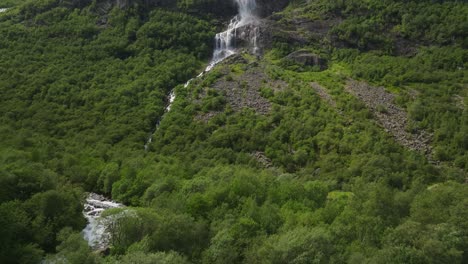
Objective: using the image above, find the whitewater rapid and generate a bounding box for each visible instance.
[82,193,123,250]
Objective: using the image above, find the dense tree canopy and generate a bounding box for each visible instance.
[0,0,466,263]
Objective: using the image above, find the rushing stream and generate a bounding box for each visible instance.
[144,0,259,150]
[82,193,123,250]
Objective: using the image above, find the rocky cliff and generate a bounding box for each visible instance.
[256,0,289,17]
[88,0,290,18]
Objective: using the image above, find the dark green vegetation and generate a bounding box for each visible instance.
[0,0,467,263]
[0,0,214,262]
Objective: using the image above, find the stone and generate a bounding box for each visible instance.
[256,0,290,17]
[345,80,433,158]
[285,50,328,70]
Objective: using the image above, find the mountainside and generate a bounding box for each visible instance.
[0,0,467,263]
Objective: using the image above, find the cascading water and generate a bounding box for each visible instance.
[82,193,123,250]
[144,90,175,151]
[144,0,259,150]
[207,0,259,71]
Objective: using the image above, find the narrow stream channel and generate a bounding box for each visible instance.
[82,0,261,250]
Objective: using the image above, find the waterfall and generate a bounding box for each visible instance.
[207,0,259,70]
[144,0,259,150]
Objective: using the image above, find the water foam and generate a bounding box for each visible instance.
[209,0,259,68]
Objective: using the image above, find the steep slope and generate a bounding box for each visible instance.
[0,1,216,262]
[0,0,467,263]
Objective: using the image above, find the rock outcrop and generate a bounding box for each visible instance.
[90,0,290,18]
[194,54,288,122]
[256,0,290,17]
[345,80,433,157]
[285,51,328,70]
[212,58,271,115]
[251,151,272,168]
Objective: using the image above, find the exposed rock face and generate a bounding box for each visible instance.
[212,57,271,115]
[66,0,174,9]
[180,0,237,18]
[90,0,178,20]
[263,13,340,46]
[256,0,290,17]
[345,80,433,157]
[228,19,282,57]
[194,54,288,122]
[178,0,291,19]
[251,13,341,58]
[90,0,236,17]
[94,0,174,8]
[285,51,328,69]
[91,0,291,18]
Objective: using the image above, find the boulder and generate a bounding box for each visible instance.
[256,0,290,17]
[285,50,328,70]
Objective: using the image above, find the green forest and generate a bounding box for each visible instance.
[0,0,467,263]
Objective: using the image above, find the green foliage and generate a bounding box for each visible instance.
[106,208,208,259]
[98,162,120,195]
[24,188,86,251]
[1,0,467,263]
[104,251,190,264]
[247,227,334,264]
[201,89,226,112]
[321,0,468,51]
[46,228,99,264]
[0,1,214,261]
[0,201,44,264]
[368,182,468,263]
[348,47,467,166]
[134,10,214,59]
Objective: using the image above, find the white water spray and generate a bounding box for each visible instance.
[82,193,123,250]
[208,0,259,70]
